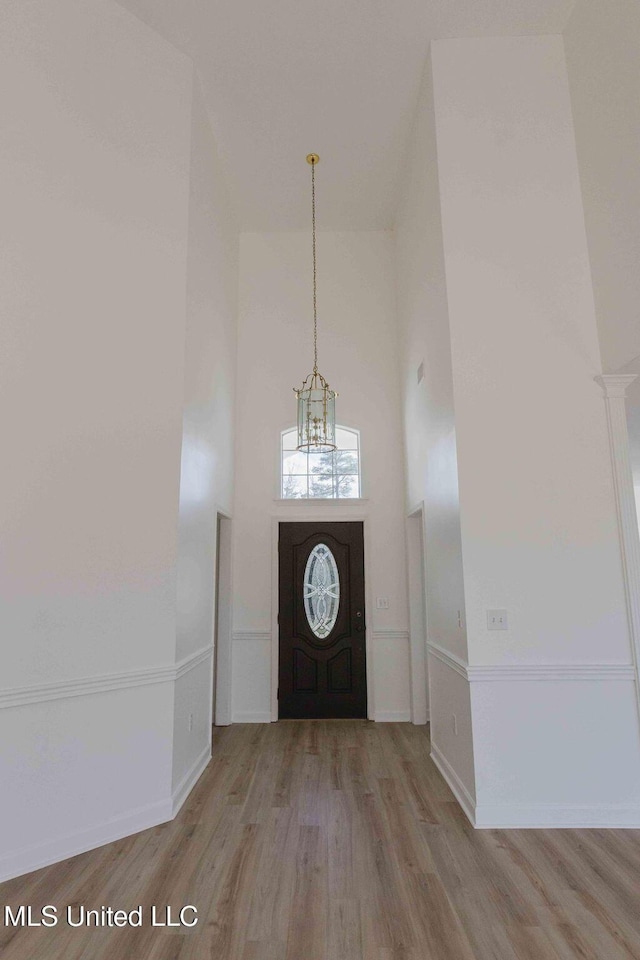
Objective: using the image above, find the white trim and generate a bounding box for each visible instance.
[467,663,636,682]
[271,505,370,520]
[175,645,214,680]
[0,744,213,883]
[273,498,369,506]
[427,642,635,682]
[405,505,429,725]
[0,690,213,882]
[213,509,234,728]
[426,642,469,679]
[371,629,410,641]
[429,739,640,828]
[232,711,273,723]
[0,646,213,710]
[595,373,638,400]
[473,802,640,829]
[171,745,211,817]
[430,741,476,825]
[0,796,173,884]
[595,374,640,728]
[373,709,411,722]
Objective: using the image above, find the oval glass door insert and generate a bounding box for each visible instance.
[303,543,340,639]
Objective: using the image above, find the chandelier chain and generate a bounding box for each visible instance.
[294,153,336,454]
[311,159,318,375]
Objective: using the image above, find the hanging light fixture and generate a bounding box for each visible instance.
[293,154,337,452]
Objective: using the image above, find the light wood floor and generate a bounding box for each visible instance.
[2,722,640,960]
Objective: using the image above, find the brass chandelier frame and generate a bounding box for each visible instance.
[293,154,337,453]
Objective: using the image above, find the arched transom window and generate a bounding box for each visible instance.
[281,426,361,499]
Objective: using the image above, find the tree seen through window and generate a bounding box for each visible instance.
[281,427,361,499]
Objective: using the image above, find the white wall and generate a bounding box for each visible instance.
[433,35,628,668]
[623,368,640,547]
[625,368,640,512]
[564,0,640,373]
[430,35,640,824]
[0,0,236,880]
[172,81,238,791]
[0,0,191,688]
[232,231,410,722]
[395,50,475,799]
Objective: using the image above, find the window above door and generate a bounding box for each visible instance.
[281,426,361,499]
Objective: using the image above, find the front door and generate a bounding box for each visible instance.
[278,521,367,719]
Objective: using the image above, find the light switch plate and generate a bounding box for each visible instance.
[376,597,390,609]
[487,609,508,631]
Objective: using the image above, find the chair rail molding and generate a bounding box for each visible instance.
[371,629,410,641]
[426,641,635,682]
[0,646,213,710]
[232,631,272,642]
[595,374,640,725]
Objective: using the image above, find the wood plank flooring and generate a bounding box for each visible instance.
[1,722,640,959]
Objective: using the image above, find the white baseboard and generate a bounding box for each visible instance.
[172,745,211,817]
[232,711,273,723]
[474,802,640,829]
[0,796,173,884]
[0,748,212,884]
[410,708,430,726]
[429,741,640,829]
[373,710,411,722]
[430,740,476,826]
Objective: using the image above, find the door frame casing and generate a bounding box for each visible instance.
[270,510,374,721]
[212,508,233,727]
[406,502,429,724]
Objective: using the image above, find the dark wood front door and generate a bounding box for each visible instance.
[278,521,367,719]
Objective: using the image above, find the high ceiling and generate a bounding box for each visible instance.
[117,0,578,230]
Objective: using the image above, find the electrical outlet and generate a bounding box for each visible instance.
[376,597,390,609]
[457,609,462,628]
[487,610,508,631]
[188,713,193,732]
[452,714,458,735]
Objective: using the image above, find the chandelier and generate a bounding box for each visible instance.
[293,154,337,452]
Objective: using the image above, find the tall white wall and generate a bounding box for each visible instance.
[395,51,475,804]
[0,0,237,880]
[623,369,640,545]
[172,83,238,792]
[624,365,640,497]
[430,35,640,825]
[233,231,410,723]
[564,0,640,373]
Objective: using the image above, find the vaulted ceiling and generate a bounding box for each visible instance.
[117,0,578,230]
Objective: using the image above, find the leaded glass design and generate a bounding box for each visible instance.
[304,543,340,638]
[281,426,360,498]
